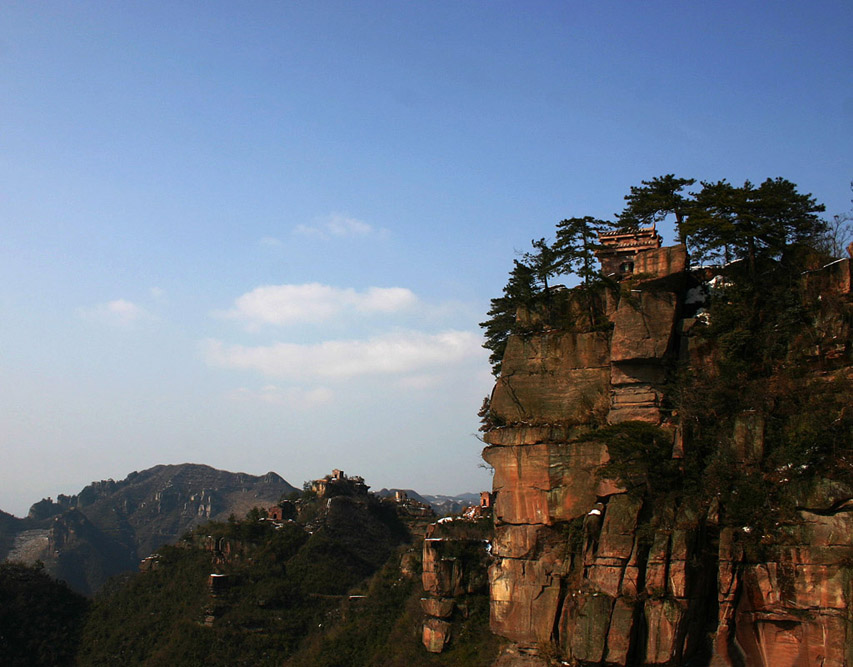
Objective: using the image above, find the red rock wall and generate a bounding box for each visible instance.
[482,247,853,666]
[420,520,492,653]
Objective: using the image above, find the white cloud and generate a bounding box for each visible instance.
[294,214,376,239]
[77,299,151,327]
[201,330,484,380]
[227,384,334,408]
[220,283,418,327]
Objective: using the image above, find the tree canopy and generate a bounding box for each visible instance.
[684,177,826,272]
[553,216,608,288]
[479,258,536,375]
[523,237,562,294]
[480,174,834,374]
[617,174,696,242]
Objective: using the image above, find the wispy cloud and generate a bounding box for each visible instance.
[77,299,152,327]
[219,283,418,328]
[293,214,378,239]
[201,330,484,380]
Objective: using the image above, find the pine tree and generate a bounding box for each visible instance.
[617,174,696,243]
[554,216,609,327]
[554,217,608,287]
[523,237,562,293]
[479,258,536,375]
[684,178,825,274]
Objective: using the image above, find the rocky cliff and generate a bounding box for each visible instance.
[421,516,492,652]
[481,247,853,666]
[1,464,296,594]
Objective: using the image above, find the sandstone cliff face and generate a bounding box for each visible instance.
[482,251,853,666]
[421,517,492,652]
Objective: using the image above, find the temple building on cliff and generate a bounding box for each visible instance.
[595,225,662,279]
[310,469,368,498]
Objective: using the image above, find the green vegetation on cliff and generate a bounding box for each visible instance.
[75,492,405,665]
[0,561,89,666]
[2,473,496,666]
[483,174,852,545]
[479,176,852,665]
[480,174,840,375]
[289,553,497,667]
[677,263,853,535]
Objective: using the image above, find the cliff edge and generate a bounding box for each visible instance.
[481,246,853,666]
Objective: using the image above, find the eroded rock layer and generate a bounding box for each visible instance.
[482,249,853,666]
[420,518,491,652]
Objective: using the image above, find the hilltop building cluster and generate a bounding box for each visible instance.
[309,469,369,498]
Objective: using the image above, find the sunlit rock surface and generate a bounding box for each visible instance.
[483,247,853,666]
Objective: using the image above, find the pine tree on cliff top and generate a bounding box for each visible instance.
[480,175,831,374]
[684,177,826,273]
[616,174,696,243]
[479,257,536,375]
[523,237,563,294]
[554,216,610,327]
[553,216,608,287]
[481,231,612,375]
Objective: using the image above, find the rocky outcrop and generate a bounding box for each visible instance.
[491,331,611,426]
[421,518,491,653]
[713,510,853,667]
[482,248,853,666]
[6,528,51,562]
[633,244,689,280]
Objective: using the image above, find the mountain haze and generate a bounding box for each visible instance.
[1,463,296,594]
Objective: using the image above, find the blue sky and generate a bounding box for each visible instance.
[0,2,850,515]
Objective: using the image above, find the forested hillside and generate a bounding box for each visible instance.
[3,481,498,666]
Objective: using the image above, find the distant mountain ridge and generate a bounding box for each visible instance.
[0,463,296,594]
[375,488,481,516]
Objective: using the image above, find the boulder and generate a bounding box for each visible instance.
[604,597,637,664]
[490,368,610,425]
[422,540,463,597]
[483,441,619,525]
[610,290,678,363]
[634,244,688,281]
[568,593,614,663]
[420,596,455,618]
[422,617,452,653]
[644,598,686,664]
[490,331,610,425]
[489,556,562,643]
[491,524,547,559]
